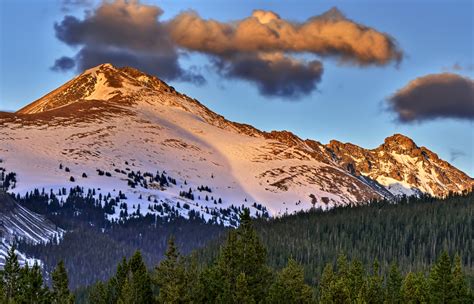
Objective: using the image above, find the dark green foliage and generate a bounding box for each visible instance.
[51,261,74,304]
[153,237,187,303]
[0,248,74,303]
[197,209,273,303]
[83,252,153,304]
[2,246,21,302]
[7,202,474,304]
[451,254,471,303]
[429,251,454,303]
[401,271,430,303]
[267,258,314,304]
[386,263,403,304]
[246,192,473,284]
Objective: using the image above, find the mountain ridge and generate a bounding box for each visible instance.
[1,63,472,222]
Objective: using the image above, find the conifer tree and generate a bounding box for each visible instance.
[2,246,21,301]
[401,272,430,303]
[88,282,108,304]
[19,262,50,303]
[154,237,186,303]
[385,263,403,304]
[267,258,313,304]
[450,254,470,303]
[348,258,365,302]
[108,257,129,303]
[364,260,384,303]
[429,251,454,303]
[201,208,272,303]
[319,263,335,304]
[51,261,74,304]
[235,273,255,304]
[128,251,153,304]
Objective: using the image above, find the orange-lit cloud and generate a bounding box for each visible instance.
[53,1,402,98]
[168,7,402,66]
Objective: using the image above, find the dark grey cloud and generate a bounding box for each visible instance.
[387,73,474,123]
[214,53,323,98]
[53,1,403,98]
[53,0,204,84]
[51,56,76,72]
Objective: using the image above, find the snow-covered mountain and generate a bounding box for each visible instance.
[0,190,62,266]
[1,63,472,221]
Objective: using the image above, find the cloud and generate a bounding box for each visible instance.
[214,53,323,98]
[450,149,467,162]
[387,73,474,123]
[168,7,402,66]
[53,1,402,98]
[51,56,76,72]
[166,7,401,97]
[53,0,204,84]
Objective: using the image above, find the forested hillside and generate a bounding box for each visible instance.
[2,208,472,303]
[14,191,473,292]
[198,192,473,284]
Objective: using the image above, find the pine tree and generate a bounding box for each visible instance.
[88,282,108,304]
[348,258,365,302]
[154,238,186,303]
[128,251,153,304]
[201,208,272,303]
[402,272,430,303]
[429,251,454,303]
[2,246,21,301]
[330,254,351,303]
[235,273,255,304]
[108,257,129,303]
[319,263,335,304]
[20,262,50,303]
[385,263,403,304]
[117,279,134,304]
[182,254,201,303]
[267,258,313,304]
[51,261,74,304]
[364,260,384,303]
[450,254,470,303]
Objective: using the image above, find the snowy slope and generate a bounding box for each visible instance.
[0,191,62,266]
[1,64,472,224]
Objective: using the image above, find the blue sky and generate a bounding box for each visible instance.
[0,0,473,176]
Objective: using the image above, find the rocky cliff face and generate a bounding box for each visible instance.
[327,134,473,196]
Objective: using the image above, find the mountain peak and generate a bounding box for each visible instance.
[16,64,172,115]
[382,133,417,151]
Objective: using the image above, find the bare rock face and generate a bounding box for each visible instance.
[326,134,473,197]
[1,63,472,222]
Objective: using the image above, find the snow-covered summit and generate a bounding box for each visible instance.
[1,64,472,221]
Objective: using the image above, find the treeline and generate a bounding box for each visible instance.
[249,192,473,284]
